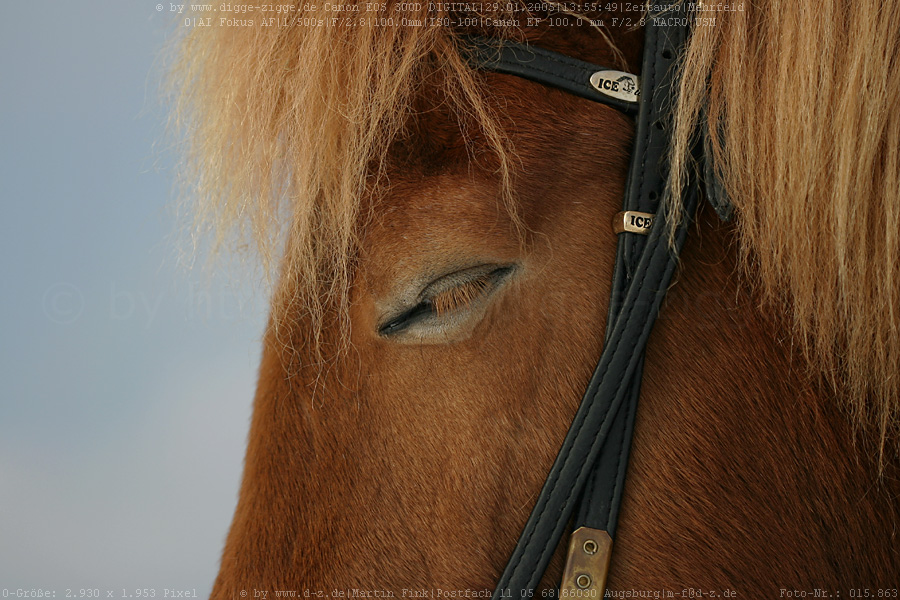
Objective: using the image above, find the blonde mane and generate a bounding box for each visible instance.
[167,3,518,352]
[670,0,900,457]
[169,0,900,454]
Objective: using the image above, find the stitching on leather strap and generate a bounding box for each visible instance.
[502,210,679,590]
[521,233,672,590]
[628,26,661,278]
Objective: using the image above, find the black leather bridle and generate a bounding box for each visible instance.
[463,2,729,595]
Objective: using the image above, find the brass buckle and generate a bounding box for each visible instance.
[560,527,613,596]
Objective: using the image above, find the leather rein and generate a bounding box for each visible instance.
[462,3,728,595]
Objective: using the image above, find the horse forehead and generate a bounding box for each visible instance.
[356,67,636,297]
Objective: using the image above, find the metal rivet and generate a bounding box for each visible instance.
[583,539,598,555]
[575,574,592,589]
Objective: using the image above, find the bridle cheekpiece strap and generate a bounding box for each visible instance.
[463,4,703,597]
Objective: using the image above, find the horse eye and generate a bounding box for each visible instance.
[377,264,515,337]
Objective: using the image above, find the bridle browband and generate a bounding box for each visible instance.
[462,4,728,596]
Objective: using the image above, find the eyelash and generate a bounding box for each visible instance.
[429,273,494,316]
[378,266,512,336]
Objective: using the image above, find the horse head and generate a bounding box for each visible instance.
[167,0,900,593]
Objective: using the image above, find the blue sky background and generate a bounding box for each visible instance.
[1,2,268,591]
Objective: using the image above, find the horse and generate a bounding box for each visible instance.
[168,0,900,594]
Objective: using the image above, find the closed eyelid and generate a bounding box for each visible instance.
[377,264,516,338]
[430,275,495,315]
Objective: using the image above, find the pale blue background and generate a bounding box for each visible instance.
[0,1,267,591]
